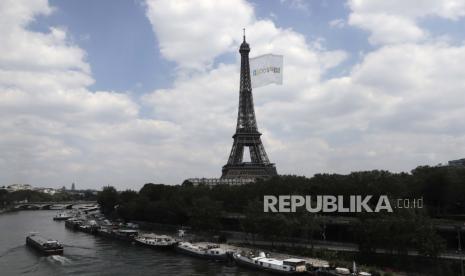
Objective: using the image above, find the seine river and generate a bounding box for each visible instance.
[0,210,270,276]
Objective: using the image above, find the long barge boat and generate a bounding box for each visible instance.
[135,234,178,250]
[232,251,307,274]
[176,242,228,261]
[26,233,63,255]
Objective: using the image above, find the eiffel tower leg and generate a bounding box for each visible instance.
[233,145,244,164]
[227,139,244,165]
[249,143,261,163]
[256,142,270,164]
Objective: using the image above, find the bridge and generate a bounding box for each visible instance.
[11,201,97,211]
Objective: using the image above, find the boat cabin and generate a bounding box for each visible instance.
[283,258,307,271]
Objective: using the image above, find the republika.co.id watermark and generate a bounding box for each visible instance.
[263,195,423,213]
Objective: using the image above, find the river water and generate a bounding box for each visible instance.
[0,210,271,276]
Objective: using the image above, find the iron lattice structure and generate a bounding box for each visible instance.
[221,34,278,179]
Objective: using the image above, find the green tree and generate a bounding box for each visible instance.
[300,213,322,251]
[413,219,445,258]
[0,189,8,208]
[97,186,119,215]
[241,199,263,245]
[258,214,289,247]
[189,196,222,233]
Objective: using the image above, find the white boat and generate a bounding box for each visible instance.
[335,267,351,275]
[176,242,227,261]
[53,212,73,221]
[125,222,139,229]
[233,251,307,274]
[135,234,177,250]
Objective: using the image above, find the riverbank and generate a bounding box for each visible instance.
[56,209,383,275]
[127,220,462,275]
[227,239,460,276]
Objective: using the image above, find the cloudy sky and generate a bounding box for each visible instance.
[1,0,465,190]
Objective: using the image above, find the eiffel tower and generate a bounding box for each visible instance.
[221,32,278,179]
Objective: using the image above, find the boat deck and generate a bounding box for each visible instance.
[221,243,329,268]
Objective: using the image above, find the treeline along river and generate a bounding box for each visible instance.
[0,210,271,276]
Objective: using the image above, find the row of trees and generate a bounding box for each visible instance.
[97,166,465,257]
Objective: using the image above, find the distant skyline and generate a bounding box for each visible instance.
[1,0,465,190]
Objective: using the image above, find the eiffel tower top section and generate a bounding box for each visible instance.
[236,30,258,133]
[239,29,250,53]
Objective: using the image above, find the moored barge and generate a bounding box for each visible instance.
[97,227,138,241]
[53,212,73,221]
[232,251,307,274]
[135,234,178,250]
[176,242,227,261]
[65,218,83,230]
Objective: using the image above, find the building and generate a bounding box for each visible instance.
[448,158,465,167]
[185,178,255,187]
[6,184,33,192]
[35,188,58,195]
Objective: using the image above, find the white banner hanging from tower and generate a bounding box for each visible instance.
[250,54,283,88]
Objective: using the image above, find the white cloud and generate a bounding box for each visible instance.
[0,0,177,189]
[349,13,426,45]
[348,0,465,45]
[0,0,52,29]
[349,0,465,20]
[145,0,254,70]
[279,0,310,13]
[350,43,465,134]
[329,18,345,29]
